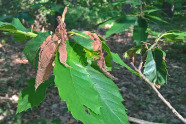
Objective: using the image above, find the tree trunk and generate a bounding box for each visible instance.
[162,0,174,18]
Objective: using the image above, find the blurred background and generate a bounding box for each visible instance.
[0,0,186,124]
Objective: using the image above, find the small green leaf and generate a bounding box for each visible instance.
[143,48,167,85]
[124,45,145,58]
[143,9,161,14]
[111,52,140,76]
[133,17,148,45]
[145,15,168,23]
[24,31,50,65]
[163,30,186,42]
[105,16,137,38]
[72,31,94,50]
[102,42,140,76]
[11,18,29,32]
[17,78,53,113]
[97,16,120,27]
[0,18,37,42]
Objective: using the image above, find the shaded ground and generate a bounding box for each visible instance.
[0,30,186,124]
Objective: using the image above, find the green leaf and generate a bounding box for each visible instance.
[18,12,34,24]
[86,65,129,124]
[143,9,161,14]
[133,17,148,45]
[163,30,186,42]
[17,78,53,113]
[97,16,120,27]
[143,48,167,85]
[49,2,64,13]
[111,52,140,77]
[54,41,102,124]
[71,31,94,50]
[102,42,140,76]
[105,16,137,38]
[11,18,29,32]
[147,28,161,36]
[0,18,37,42]
[124,45,145,58]
[24,31,50,65]
[54,41,129,124]
[145,15,168,23]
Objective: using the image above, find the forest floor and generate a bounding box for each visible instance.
[0,29,186,124]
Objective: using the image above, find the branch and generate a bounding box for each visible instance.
[130,62,186,124]
[128,116,167,124]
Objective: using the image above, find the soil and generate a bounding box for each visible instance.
[0,30,186,124]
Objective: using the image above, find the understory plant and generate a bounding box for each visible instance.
[0,5,186,124]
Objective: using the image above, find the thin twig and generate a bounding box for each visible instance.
[130,62,186,124]
[128,116,167,124]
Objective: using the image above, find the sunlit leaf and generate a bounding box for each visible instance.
[143,48,167,85]
[105,16,137,38]
[133,17,148,45]
[17,78,53,113]
[24,31,50,65]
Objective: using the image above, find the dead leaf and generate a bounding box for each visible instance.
[84,31,117,80]
[35,35,59,89]
[55,7,69,67]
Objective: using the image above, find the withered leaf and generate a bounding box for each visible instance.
[84,31,117,80]
[35,34,59,89]
[35,7,69,89]
[55,7,69,67]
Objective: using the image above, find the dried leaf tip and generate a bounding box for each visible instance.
[62,6,68,23]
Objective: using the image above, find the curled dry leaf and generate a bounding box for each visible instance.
[56,7,69,67]
[35,34,59,89]
[35,7,69,89]
[84,31,117,80]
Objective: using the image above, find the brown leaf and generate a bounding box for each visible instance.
[35,35,59,89]
[55,7,69,67]
[84,31,117,80]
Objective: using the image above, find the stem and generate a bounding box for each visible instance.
[1,29,38,38]
[131,62,186,124]
[68,31,90,39]
[128,116,167,124]
[16,30,38,37]
[149,33,173,50]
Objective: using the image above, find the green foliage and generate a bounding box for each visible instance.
[124,45,145,59]
[23,32,50,65]
[105,16,137,38]
[86,65,129,124]
[102,42,140,76]
[133,17,148,45]
[17,78,53,113]
[163,30,186,42]
[0,18,36,42]
[71,31,94,50]
[54,41,129,124]
[143,48,167,85]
